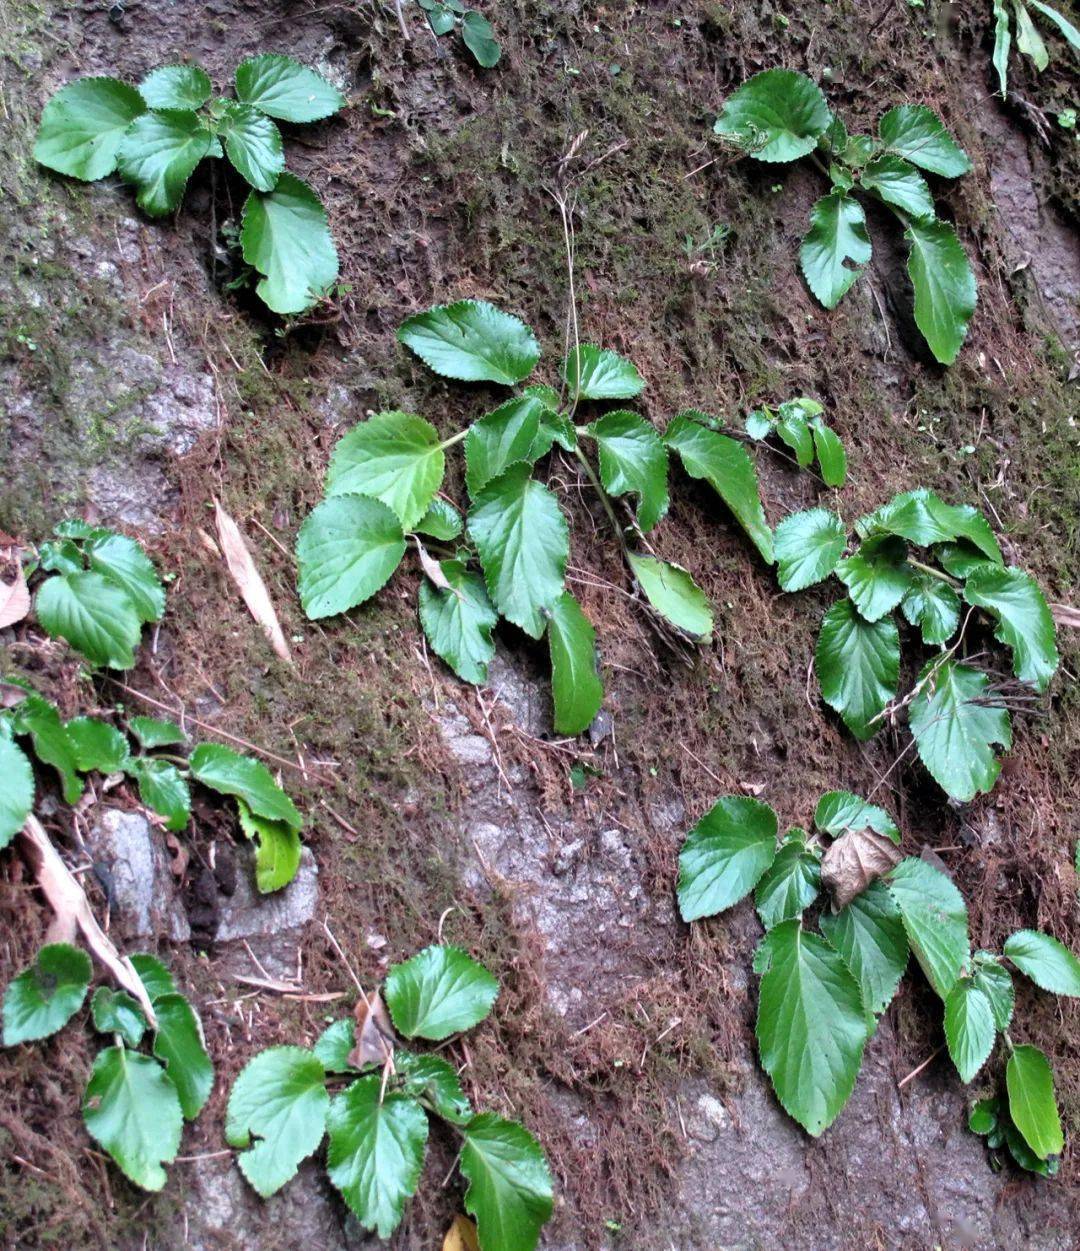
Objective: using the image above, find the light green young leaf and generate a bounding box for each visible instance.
[219,102,285,191]
[152,993,214,1120]
[129,757,191,831]
[415,498,463,541]
[91,986,147,1048]
[628,553,713,641]
[1003,930,1080,996]
[837,536,913,622]
[0,736,33,850]
[138,65,212,110]
[547,591,603,736]
[464,397,543,496]
[34,77,146,181]
[241,173,339,315]
[461,11,502,68]
[384,945,499,1041]
[296,493,406,620]
[11,693,83,805]
[1006,1044,1063,1159]
[529,406,577,460]
[676,796,778,922]
[905,217,977,366]
[564,345,644,401]
[314,1019,356,1073]
[814,791,900,842]
[754,842,820,931]
[972,952,1015,1030]
[418,560,498,685]
[900,572,961,644]
[36,571,142,669]
[83,1048,183,1191]
[129,953,177,1003]
[398,300,539,385]
[65,717,131,774]
[1014,0,1050,67]
[800,192,871,309]
[815,599,899,739]
[84,533,165,623]
[236,800,302,893]
[886,857,969,998]
[460,1113,554,1251]
[397,1052,473,1124]
[713,68,831,163]
[189,743,302,831]
[774,407,813,466]
[860,155,935,218]
[809,419,847,487]
[819,882,909,1016]
[773,508,846,592]
[586,410,669,532]
[117,109,212,216]
[326,411,445,530]
[235,54,346,122]
[744,410,775,440]
[3,943,91,1045]
[878,104,972,177]
[944,978,997,1083]
[993,0,1012,96]
[962,565,1058,692]
[1028,0,1080,48]
[129,716,185,749]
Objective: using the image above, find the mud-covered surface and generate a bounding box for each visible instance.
[1,0,1079,1247]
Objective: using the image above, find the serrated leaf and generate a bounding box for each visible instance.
[713,68,831,163]
[676,796,778,922]
[83,1048,183,1191]
[837,535,913,622]
[1006,1044,1063,1159]
[12,692,83,804]
[962,565,1058,692]
[90,986,147,1047]
[296,493,406,620]
[464,397,543,496]
[906,217,977,366]
[189,743,302,831]
[34,77,146,181]
[1003,930,1080,996]
[314,1019,356,1072]
[863,490,1002,563]
[1028,0,1080,48]
[84,533,165,623]
[65,717,131,774]
[236,800,302,893]
[773,508,846,592]
[419,560,498,685]
[130,953,177,1003]
[973,952,1015,1030]
[547,591,603,736]
[117,109,212,216]
[901,572,961,644]
[327,411,445,530]
[564,345,644,400]
[529,405,577,460]
[814,791,900,843]
[878,104,972,177]
[461,11,502,68]
[226,1046,329,1197]
[235,54,346,122]
[819,882,909,1017]
[944,978,997,1083]
[586,410,669,531]
[129,716,185,749]
[138,64,212,110]
[35,571,142,669]
[241,173,339,314]
[860,155,935,218]
[627,553,713,641]
[130,757,191,831]
[886,857,969,998]
[398,300,539,385]
[815,599,899,739]
[460,1114,554,1251]
[397,1052,472,1124]
[809,419,847,487]
[0,736,33,850]
[1015,0,1050,67]
[415,499,463,541]
[800,192,871,309]
[152,993,214,1119]
[220,102,285,191]
[3,943,91,1045]
[754,842,820,930]
[384,945,499,1041]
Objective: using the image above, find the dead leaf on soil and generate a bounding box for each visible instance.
[0,564,30,629]
[821,827,901,911]
[1051,603,1080,629]
[443,1215,481,1251]
[164,831,190,880]
[348,988,396,1070]
[213,501,293,663]
[415,537,454,593]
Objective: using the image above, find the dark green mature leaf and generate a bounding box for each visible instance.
[461,11,502,67]
[418,560,498,685]
[1003,930,1080,997]
[236,801,302,893]
[756,921,868,1136]
[936,541,997,578]
[65,717,131,774]
[425,3,458,35]
[800,192,871,308]
[901,573,961,644]
[34,78,146,181]
[220,102,284,191]
[878,104,972,177]
[863,489,1002,562]
[152,993,214,1119]
[235,54,346,122]
[36,571,142,669]
[754,842,820,930]
[326,411,445,530]
[464,397,543,496]
[138,65,212,110]
[529,405,577,460]
[1007,1044,1063,1160]
[819,882,909,1016]
[129,716,185,749]
[837,536,913,622]
[226,1046,330,1197]
[972,952,1015,1031]
[861,154,936,218]
[241,173,339,314]
[564,345,644,401]
[314,1019,356,1073]
[586,410,669,532]
[384,945,499,1041]
[12,693,83,804]
[3,943,91,1045]
[189,743,302,830]
[713,68,831,162]
[130,954,176,1003]
[130,758,191,831]
[85,533,165,623]
[810,419,847,487]
[963,565,1058,692]
[117,109,212,216]
[814,791,900,843]
[398,300,539,385]
[467,463,568,639]
[664,412,773,563]
[415,499,463,541]
[627,553,713,641]
[886,857,969,999]
[547,592,603,736]
[676,796,778,922]
[397,1052,472,1124]
[944,979,996,1083]
[815,599,899,739]
[326,1078,428,1238]
[90,987,147,1047]
[83,1048,183,1191]
[296,493,406,620]
[906,217,977,366]
[460,1113,554,1251]
[0,736,33,850]
[910,660,1012,802]
[773,508,846,592]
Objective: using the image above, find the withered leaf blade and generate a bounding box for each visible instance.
[821,827,901,911]
[415,537,454,594]
[214,501,293,663]
[347,988,396,1069]
[443,1215,481,1251]
[0,565,30,629]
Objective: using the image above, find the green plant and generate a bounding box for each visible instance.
[34,55,345,314]
[682,222,731,275]
[226,944,553,1250]
[714,69,976,364]
[2,945,212,1190]
[417,0,502,67]
[294,299,777,734]
[773,489,1058,801]
[744,396,847,486]
[990,0,1080,99]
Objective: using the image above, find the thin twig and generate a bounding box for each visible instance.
[897,1046,942,1090]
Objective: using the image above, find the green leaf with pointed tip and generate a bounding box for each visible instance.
[91,986,147,1047]
[129,716,185,749]
[820,882,909,1016]
[296,493,405,620]
[241,173,339,314]
[236,800,302,893]
[85,533,165,623]
[863,490,1001,562]
[676,796,778,922]
[419,560,497,685]
[314,1019,356,1072]
[226,1046,329,1197]
[774,405,813,465]
[65,717,131,774]
[398,300,539,385]
[1006,1044,1063,1159]
[861,155,935,218]
[415,498,463,541]
[384,945,499,1041]
[564,345,644,400]
[152,992,213,1119]
[3,943,91,1045]
[464,397,543,496]
[326,411,445,531]
[220,102,284,191]
[773,508,846,592]
[756,921,868,1136]
[816,599,899,740]
[547,591,603,736]
[713,68,831,163]
[130,953,176,1003]
[837,536,913,623]
[886,857,969,999]
[1003,930,1080,996]
[189,743,302,831]
[1015,0,1050,67]
[901,572,961,644]
[461,10,502,67]
[83,1048,183,1191]
[36,571,142,669]
[397,1052,472,1124]
[12,693,82,804]
[754,843,820,931]
[138,65,212,110]
[935,542,995,579]
[809,419,847,487]
[628,553,713,641]
[814,791,900,843]
[800,192,871,309]
[910,660,1011,802]
[944,978,996,1083]
[130,757,190,831]
[1028,0,1080,48]
[586,410,669,531]
[235,54,346,122]
[905,217,977,365]
[878,104,972,177]
[0,736,33,850]
[460,1113,554,1251]
[34,77,146,181]
[973,952,1015,1030]
[467,463,568,639]
[117,109,212,216]
[962,565,1058,692]
[992,0,1012,96]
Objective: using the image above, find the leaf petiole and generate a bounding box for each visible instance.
[907,556,960,587]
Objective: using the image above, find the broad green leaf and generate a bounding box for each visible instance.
[810,419,847,487]
[910,660,1011,801]
[860,155,935,218]
[863,490,1001,562]
[1003,930,1080,996]
[547,591,603,736]
[237,800,302,893]
[461,11,502,67]
[130,953,177,1003]
[314,1019,356,1072]
[91,987,147,1048]
[426,3,458,35]
[819,882,909,1016]
[755,921,867,1136]
[906,217,977,365]
[713,68,831,163]
[815,599,899,739]
[83,1048,183,1191]
[1014,0,1050,67]
[900,572,961,644]
[800,192,871,309]
[152,993,214,1119]
[676,796,778,922]
[886,857,969,999]
[129,716,185,749]
[3,943,91,1045]
[529,406,577,460]
[962,565,1058,692]
[0,736,33,849]
[189,743,302,831]
[944,979,996,1083]
[326,411,445,530]
[664,412,773,563]
[12,692,83,804]
[235,54,346,122]
[972,952,1015,1030]
[34,77,146,181]
[814,791,900,842]
[837,536,913,622]
[936,541,997,578]
[296,493,406,620]
[627,553,713,641]
[138,65,212,110]
[878,104,972,177]
[398,300,539,385]
[774,409,813,466]
[130,757,191,831]
[754,842,820,931]
[1028,0,1080,48]
[226,1046,329,1197]
[744,410,775,441]
[415,498,463,541]
[460,1113,554,1251]
[38,537,83,574]
[586,410,669,532]
[773,508,846,592]
[418,560,498,684]
[384,945,499,1041]
[241,173,339,314]
[65,717,131,774]
[397,1052,472,1124]
[117,109,212,216]
[844,134,875,166]
[993,0,1012,95]
[467,463,568,639]
[220,102,285,191]
[35,571,142,669]
[1006,1044,1063,1159]
[464,397,543,496]
[85,533,165,622]
[564,345,644,401]
[326,1078,428,1237]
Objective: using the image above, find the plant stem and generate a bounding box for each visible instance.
[573,444,629,553]
[438,429,469,451]
[907,557,961,587]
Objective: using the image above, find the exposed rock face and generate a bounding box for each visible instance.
[85,807,190,942]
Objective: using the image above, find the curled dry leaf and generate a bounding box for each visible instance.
[213,501,292,663]
[415,537,454,593]
[347,988,396,1069]
[821,827,902,910]
[0,564,30,629]
[443,1215,481,1251]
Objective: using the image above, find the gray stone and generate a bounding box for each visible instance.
[215,848,319,944]
[84,807,189,941]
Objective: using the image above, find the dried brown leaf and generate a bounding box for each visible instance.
[0,565,30,629]
[214,501,292,663]
[415,537,453,593]
[821,827,901,911]
[347,988,396,1069]
[443,1215,481,1251]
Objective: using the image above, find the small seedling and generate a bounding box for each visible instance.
[417,0,502,67]
[744,396,847,486]
[990,0,1080,99]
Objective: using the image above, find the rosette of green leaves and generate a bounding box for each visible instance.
[417,0,502,67]
[744,397,847,487]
